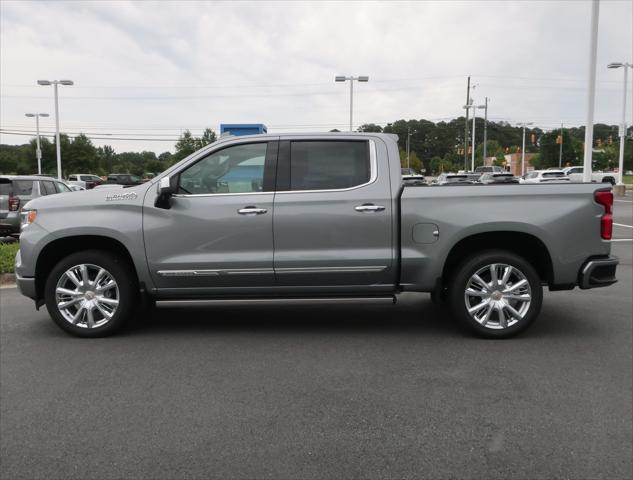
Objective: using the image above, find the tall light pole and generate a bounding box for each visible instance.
[482,97,489,164]
[25,113,49,175]
[463,102,484,171]
[582,0,599,183]
[517,122,534,176]
[607,62,632,188]
[406,127,417,169]
[559,122,564,168]
[37,79,74,179]
[335,75,369,132]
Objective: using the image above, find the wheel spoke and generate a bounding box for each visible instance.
[490,264,498,286]
[93,268,106,288]
[56,287,81,297]
[65,269,82,288]
[504,293,531,302]
[98,297,119,307]
[95,302,113,319]
[80,264,90,287]
[479,304,494,326]
[498,305,508,328]
[86,307,95,328]
[503,279,528,293]
[500,266,512,288]
[96,281,116,293]
[472,274,489,291]
[468,299,490,315]
[504,302,523,321]
[466,288,488,297]
[72,306,85,324]
[58,297,83,309]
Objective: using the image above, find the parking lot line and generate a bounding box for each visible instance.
[614,223,633,228]
[615,199,633,203]
[610,239,633,242]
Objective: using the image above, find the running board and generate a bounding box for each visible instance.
[156,295,397,308]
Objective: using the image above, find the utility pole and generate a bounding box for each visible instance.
[517,122,534,176]
[25,113,49,175]
[464,76,470,170]
[559,123,564,168]
[482,97,489,165]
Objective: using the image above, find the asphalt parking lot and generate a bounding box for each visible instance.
[1,197,631,480]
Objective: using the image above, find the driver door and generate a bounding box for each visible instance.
[143,140,278,293]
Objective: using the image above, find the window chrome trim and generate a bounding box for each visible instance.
[274,138,378,195]
[172,191,270,198]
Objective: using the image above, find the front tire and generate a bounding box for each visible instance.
[44,250,137,337]
[448,250,543,338]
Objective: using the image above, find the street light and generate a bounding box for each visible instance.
[607,62,632,189]
[463,102,485,171]
[335,75,369,131]
[517,122,534,176]
[24,113,49,175]
[406,127,417,169]
[37,79,74,179]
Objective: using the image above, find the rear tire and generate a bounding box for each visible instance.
[44,250,138,337]
[448,250,543,338]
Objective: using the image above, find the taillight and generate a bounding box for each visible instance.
[8,196,19,211]
[595,189,613,240]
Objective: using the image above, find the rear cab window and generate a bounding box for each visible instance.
[288,141,370,191]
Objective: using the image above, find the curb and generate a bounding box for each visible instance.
[0,273,16,287]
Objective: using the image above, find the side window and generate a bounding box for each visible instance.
[289,141,370,191]
[55,182,71,193]
[13,181,34,195]
[40,181,57,195]
[69,175,77,181]
[178,143,267,195]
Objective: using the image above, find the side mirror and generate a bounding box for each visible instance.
[155,175,179,209]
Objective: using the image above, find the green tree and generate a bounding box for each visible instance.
[357,123,383,133]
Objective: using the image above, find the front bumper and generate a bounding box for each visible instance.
[578,256,618,289]
[16,273,37,300]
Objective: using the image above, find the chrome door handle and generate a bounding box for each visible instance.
[237,206,267,215]
[355,204,385,212]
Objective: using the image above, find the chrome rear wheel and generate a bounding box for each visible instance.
[464,263,532,330]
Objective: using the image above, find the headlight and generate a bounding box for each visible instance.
[20,209,37,231]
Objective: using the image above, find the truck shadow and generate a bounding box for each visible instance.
[127,293,462,338]
[124,292,601,339]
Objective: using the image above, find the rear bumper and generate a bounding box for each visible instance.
[578,256,618,289]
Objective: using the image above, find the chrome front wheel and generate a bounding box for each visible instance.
[55,264,120,329]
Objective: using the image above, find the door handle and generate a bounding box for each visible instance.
[237,206,268,215]
[355,204,385,212]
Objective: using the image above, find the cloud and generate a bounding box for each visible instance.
[1,0,631,154]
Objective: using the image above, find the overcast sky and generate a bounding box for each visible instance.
[1,0,632,154]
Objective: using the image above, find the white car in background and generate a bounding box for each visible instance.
[519,170,571,184]
[562,166,617,185]
[67,174,104,190]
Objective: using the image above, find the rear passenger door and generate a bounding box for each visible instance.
[272,137,394,289]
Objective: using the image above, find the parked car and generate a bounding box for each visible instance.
[1,176,72,237]
[519,170,571,184]
[562,166,617,185]
[401,168,426,185]
[16,133,617,339]
[67,174,103,190]
[434,173,477,185]
[105,174,143,186]
[479,172,519,184]
[474,165,505,174]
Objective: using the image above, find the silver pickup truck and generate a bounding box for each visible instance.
[15,133,618,338]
